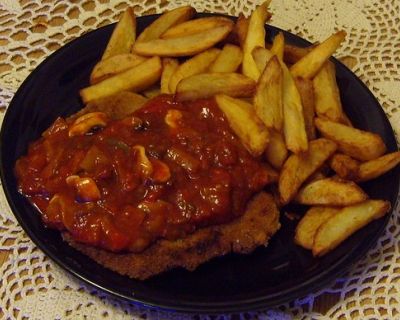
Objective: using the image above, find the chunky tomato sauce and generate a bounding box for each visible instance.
[15,95,270,252]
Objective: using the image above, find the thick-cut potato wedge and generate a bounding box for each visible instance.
[76,91,148,120]
[161,17,233,39]
[142,86,160,99]
[357,151,400,182]
[102,8,136,60]
[295,207,339,250]
[330,153,360,180]
[242,1,271,80]
[283,44,312,64]
[295,177,368,206]
[315,117,386,161]
[208,44,243,73]
[176,73,255,101]
[279,138,337,204]
[281,60,308,153]
[133,24,232,57]
[294,77,316,140]
[254,56,283,131]
[215,94,269,156]
[313,200,391,256]
[252,46,273,72]
[160,58,179,94]
[137,6,195,42]
[290,31,346,79]
[232,13,249,47]
[80,57,162,103]
[313,61,346,123]
[168,48,220,93]
[90,54,146,84]
[265,130,288,170]
[270,32,284,61]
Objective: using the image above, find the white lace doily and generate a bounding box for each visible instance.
[1,1,399,319]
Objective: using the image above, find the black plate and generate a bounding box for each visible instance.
[1,13,399,313]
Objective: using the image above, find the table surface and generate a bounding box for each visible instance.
[0,1,399,319]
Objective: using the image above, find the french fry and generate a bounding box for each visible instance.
[102,8,136,60]
[281,60,309,153]
[160,58,179,94]
[270,32,284,61]
[313,61,346,123]
[208,44,243,73]
[357,151,400,182]
[283,44,312,64]
[242,1,271,81]
[142,86,160,99]
[215,94,269,156]
[294,77,316,140]
[295,177,368,206]
[329,153,360,180]
[254,56,283,131]
[161,17,233,39]
[77,91,148,120]
[252,46,273,72]
[133,24,232,57]
[136,6,195,42]
[80,56,162,103]
[265,130,288,170]
[295,207,339,250]
[279,138,337,204]
[313,200,391,256]
[168,48,220,93]
[90,54,146,84]
[290,31,346,79]
[233,13,249,48]
[315,117,386,161]
[176,73,255,101]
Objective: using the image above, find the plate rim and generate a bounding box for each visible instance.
[1,13,399,313]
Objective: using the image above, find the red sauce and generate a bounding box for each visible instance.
[15,95,270,252]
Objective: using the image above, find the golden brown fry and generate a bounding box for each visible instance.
[357,151,400,182]
[270,32,284,61]
[137,6,195,42]
[161,17,233,38]
[215,94,269,157]
[80,57,162,103]
[329,153,360,180]
[315,117,386,161]
[295,206,339,250]
[229,13,249,48]
[265,130,288,170]
[208,44,243,73]
[102,8,136,60]
[313,200,390,256]
[252,46,273,72]
[133,24,232,57]
[283,44,312,64]
[313,61,347,123]
[90,54,146,84]
[142,86,160,99]
[168,48,220,93]
[294,77,316,140]
[281,60,308,153]
[254,56,283,131]
[160,58,179,94]
[242,1,271,80]
[279,138,337,204]
[295,177,368,206]
[176,73,255,101]
[290,31,346,79]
